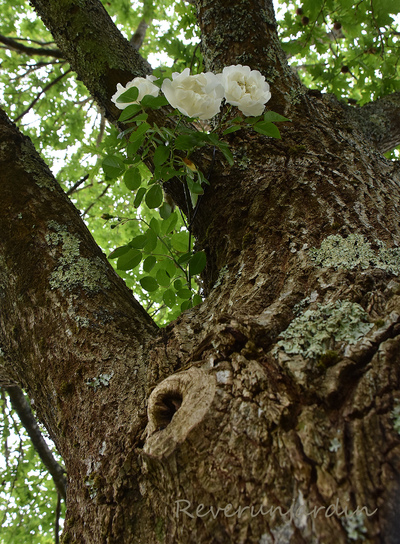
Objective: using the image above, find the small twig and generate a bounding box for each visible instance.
[66,174,89,196]
[189,42,201,73]
[10,60,62,81]
[82,184,111,216]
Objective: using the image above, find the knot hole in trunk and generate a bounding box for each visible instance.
[143,367,217,458]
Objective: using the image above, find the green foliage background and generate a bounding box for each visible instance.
[0,0,399,541]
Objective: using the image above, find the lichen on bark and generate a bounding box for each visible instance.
[46,221,111,294]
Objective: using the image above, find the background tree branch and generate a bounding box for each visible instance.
[4,385,67,499]
[0,33,63,58]
[14,67,71,122]
[130,19,150,51]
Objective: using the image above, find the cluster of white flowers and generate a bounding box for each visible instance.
[111,65,271,119]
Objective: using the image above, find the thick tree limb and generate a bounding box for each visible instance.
[29,0,152,120]
[351,91,400,154]
[0,33,64,59]
[0,105,158,441]
[194,0,304,111]
[4,385,67,499]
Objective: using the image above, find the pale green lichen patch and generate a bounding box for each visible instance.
[391,401,400,434]
[20,140,56,192]
[46,221,111,293]
[341,511,368,541]
[309,234,400,275]
[329,437,341,452]
[275,300,373,359]
[86,372,114,391]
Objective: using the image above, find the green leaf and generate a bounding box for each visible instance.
[117,249,142,271]
[108,245,130,259]
[177,288,192,299]
[129,122,151,141]
[130,234,148,249]
[171,232,189,252]
[124,168,141,191]
[143,255,157,272]
[189,251,206,275]
[263,111,290,123]
[134,187,147,208]
[150,217,160,234]
[203,133,220,146]
[141,95,169,108]
[116,86,139,103]
[102,155,125,179]
[177,252,192,265]
[174,279,183,290]
[193,294,203,306]
[223,125,242,135]
[161,211,178,234]
[186,178,204,195]
[160,258,177,278]
[131,112,149,122]
[127,135,146,157]
[175,133,207,150]
[159,202,173,219]
[144,228,158,252]
[163,289,176,308]
[181,300,193,311]
[156,268,171,287]
[140,276,159,292]
[145,184,163,209]
[118,104,142,122]
[153,145,170,166]
[217,142,234,166]
[253,122,282,139]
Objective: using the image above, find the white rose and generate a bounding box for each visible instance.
[111,75,159,109]
[161,68,224,120]
[220,65,271,117]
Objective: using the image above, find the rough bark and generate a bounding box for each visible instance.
[1,0,400,543]
[0,107,159,541]
[345,91,400,154]
[29,0,152,121]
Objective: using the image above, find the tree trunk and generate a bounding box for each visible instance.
[1,0,400,542]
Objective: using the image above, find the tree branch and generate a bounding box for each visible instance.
[29,0,152,121]
[82,183,111,216]
[337,90,400,154]
[194,0,304,111]
[357,91,400,153]
[130,19,149,51]
[0,106,158,443]
[0,33,64,59]
[66,174,89,196]
[4,385,67,500]
[14,67,72,123]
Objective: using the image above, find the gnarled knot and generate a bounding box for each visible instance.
[143,367,216,458]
